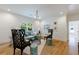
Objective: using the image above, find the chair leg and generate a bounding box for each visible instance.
[30,46,31,55]
[21,49,23,55]
[13,48,16,55]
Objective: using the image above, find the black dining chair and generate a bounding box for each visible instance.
[46,29,53,39]
[46,29,53,45]
[11,29,31,55]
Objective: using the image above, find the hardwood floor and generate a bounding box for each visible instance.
[41,40,69,55]
[0,39,78,55]
[0,43,28,55]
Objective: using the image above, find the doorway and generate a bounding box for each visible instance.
[69,21,79,55]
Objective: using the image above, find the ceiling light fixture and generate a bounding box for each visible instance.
[34,9,42,19]
[36,10,39,19]
[8,9,11,11]
[69,4,76,11]
[35,9,42,30]
[60,11,64,15]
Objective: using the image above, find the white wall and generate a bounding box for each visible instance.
[0,10,35,44]
[54,16,67,41]
[68,14,79,21]
[39,16,68,42]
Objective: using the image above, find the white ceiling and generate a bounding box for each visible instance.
[0,4,79,20]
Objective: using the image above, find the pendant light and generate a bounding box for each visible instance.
[35,9,40,25]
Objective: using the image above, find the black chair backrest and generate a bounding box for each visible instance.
[48,29,53,38]
[11,29,26,48]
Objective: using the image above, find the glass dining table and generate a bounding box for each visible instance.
[24,35,35,41]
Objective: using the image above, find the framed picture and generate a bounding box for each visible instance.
[21,23,27,30]
[21,23,32,31]
[28,23,32,31]
[54,22,57,30]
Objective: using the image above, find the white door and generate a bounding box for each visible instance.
[69,21,78,55]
